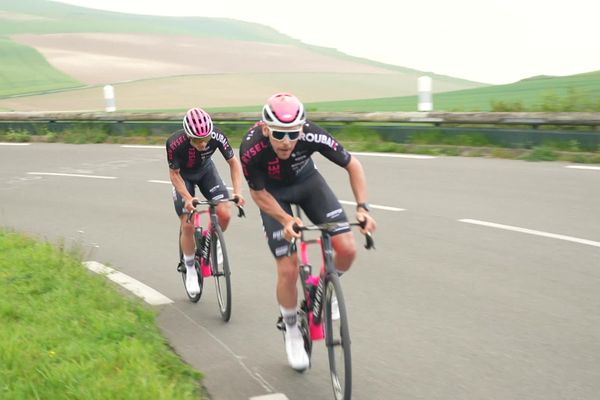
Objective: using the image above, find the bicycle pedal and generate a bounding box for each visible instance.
[276,316,286,332]
[176,262,185,273]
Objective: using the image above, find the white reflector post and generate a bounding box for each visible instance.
[417,76,433,111]
[103,85,116,112]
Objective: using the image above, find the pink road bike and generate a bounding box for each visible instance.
[177,198,244,322]
[277,205,374,400]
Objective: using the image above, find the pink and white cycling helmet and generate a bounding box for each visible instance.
[262,92,306,128]
[183,107,213,139]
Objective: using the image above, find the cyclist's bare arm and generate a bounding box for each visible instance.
[169,168,195,212]
[344,157,376,233]
[250,188,301,241]
[226,156,246,206]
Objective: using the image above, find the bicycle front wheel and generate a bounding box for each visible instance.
[324,273,352,400]
[210,226,232,321]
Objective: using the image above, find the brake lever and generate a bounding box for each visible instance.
[364,232,375,250]
[186,210,195,224]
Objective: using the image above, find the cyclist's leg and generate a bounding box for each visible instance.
[173,181,201,295]
[299,173,356,272]
[197,160,231,231]
[261,188,309,370]
[173,182,197,256]
[259,200,297,308]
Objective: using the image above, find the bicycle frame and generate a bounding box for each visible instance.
[298,234,326,341]
[191,205,218,277]
[187,198,244,275]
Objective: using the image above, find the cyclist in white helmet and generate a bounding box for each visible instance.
[240,93,376,371]
[167,107,245,297]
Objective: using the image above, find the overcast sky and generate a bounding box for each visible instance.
[55,0,599,84]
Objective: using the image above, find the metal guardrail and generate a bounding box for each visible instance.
[0,111,599,127]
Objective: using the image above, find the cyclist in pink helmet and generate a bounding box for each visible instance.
[167,107,245,297]
[240,93,376,371]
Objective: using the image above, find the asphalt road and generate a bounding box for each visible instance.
[1,143,599,400]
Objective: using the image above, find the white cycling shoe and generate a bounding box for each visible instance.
[185,265,201,296]
[284,325,310,371]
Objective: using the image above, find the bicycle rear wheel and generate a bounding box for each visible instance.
[324,273,352,400]
[210,226,232,321]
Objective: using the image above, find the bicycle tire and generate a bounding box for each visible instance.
[324,273,352,400]
[210,226,232,321]
[179,231,203,302]
[299,301,313,358]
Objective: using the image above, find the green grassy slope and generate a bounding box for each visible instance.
[0,0,296,43]
[301,70,600,112]
[0,37,82,96]
[0,0,487,100]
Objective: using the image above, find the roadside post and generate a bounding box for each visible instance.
[417,76,433,111]
[103,85,116,112]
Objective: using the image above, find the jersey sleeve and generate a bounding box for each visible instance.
[310,123,352,167]
[166,138,181,170]
[239,131,268,191]
[242,160,267,191]
[214,129,235,160]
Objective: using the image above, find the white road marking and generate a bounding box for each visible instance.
[459,219,600,248]
[147,181,403,212]
[149,179,402,211]
[121,145,162,149]
[83,261,173,305]
[0,142,31,146]
[339,200,405,212]
[351,151,436,159]
[566,165,600,171]
[250,394,289,400]
[28,172,117,179]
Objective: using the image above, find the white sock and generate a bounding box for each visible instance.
[184,254,195,268]
[280,305,298,329]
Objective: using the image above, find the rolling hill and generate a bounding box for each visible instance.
[298,70,600,112]
[0,0,485,111]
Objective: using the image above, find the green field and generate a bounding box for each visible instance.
[0,37,82,97]
[0,0,597,111]
[0,0,483,100]
[0,230,203,399]
[0,0,295,44]
[300,71,600,112]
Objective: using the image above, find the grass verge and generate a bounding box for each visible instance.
[0,230,203,400]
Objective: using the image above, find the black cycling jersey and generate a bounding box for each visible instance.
[240,120,352,257]
[239,120,351,190]
[166,128,234,181]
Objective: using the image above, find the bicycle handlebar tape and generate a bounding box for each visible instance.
[192,199,200,207]
[292,223,301,233]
